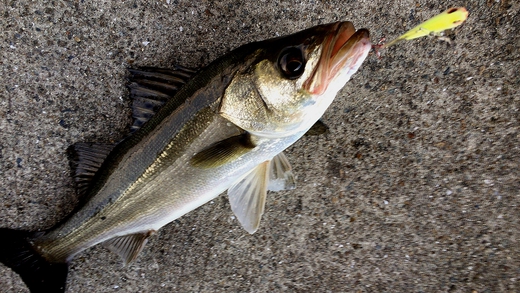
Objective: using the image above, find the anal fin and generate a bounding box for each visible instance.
[102,231,155,265]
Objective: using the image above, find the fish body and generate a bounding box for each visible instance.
[0,22,371,293]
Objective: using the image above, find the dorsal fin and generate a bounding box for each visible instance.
[67,66,197,198]
[127,66,198,132]
[68,142,115,199]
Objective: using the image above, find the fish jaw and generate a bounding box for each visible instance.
[284,24,372,136]
[304,23,371,96]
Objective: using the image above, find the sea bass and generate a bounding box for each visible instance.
[0,21,371,293]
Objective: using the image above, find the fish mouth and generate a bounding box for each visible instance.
[304,22,371,95]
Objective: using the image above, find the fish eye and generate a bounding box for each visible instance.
[278,47,306,79]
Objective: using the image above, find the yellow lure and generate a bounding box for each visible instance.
[382,7,469,48]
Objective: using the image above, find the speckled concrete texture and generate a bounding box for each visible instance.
[0,0,518,292]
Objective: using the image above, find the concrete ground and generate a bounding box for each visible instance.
[0,0,518,292]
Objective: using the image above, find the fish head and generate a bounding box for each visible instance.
[220,21,371,137]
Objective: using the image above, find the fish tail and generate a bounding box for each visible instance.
[0,228,68,293]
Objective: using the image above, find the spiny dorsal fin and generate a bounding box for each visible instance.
[268,152,296,191]
[102,231,155,266]
[228,161,270,234]
[190,133,256,168]
[68,142,115,199]
[127,66,198,132]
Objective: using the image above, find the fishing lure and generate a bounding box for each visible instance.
[382,7,469,48]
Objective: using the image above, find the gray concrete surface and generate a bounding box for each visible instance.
[1,0,518,292]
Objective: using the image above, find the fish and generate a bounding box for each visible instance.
[0,21,371,293]
[382,7,469,48]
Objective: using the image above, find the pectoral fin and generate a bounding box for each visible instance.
[102,231,155,265]
[228,161,270,234]
[191,133,256,168]
[268,152,296,191]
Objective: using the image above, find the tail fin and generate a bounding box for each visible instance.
[0,229,68,293]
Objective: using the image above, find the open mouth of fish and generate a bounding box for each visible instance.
[304,22,371,95]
